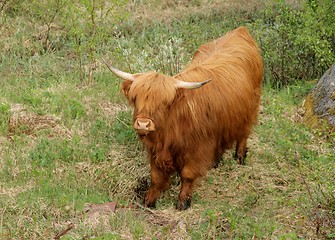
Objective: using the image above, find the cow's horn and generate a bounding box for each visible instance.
[102,57,136,82]
[175,79,211,89]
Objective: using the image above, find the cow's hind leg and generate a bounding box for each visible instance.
[144,164,170,208]
[235,138,248,165]
[213,149,223,168]
[213,140,225,168]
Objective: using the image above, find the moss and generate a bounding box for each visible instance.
[304,65,335,130]
[329,107,335,115]
[303,93,335,135]
[328,91,335,118]
[331,90,335,100]
[302,94,319,128]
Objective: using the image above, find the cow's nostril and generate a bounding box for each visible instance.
[137,120,150,130]
[134,118,155,132]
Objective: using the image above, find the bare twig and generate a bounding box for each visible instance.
[53,222,74,240]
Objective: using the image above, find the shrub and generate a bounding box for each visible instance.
[250,0,335,87]
[1,0,128,82]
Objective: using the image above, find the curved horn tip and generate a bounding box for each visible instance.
[102,57,136,82]
[201,79,211,86]
[175,78,212,89]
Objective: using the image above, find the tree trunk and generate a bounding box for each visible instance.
[303,64,335,131]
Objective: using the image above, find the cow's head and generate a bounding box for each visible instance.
[103,58,210,136]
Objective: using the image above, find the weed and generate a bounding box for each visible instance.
[112,110,138,146]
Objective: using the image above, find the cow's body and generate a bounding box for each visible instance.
[104,26,263,210]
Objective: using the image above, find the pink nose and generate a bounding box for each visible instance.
[134,118,155,132]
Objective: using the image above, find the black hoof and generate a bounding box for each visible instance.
[236,157,245,165]
[147,203,156,209]
[144,200,156,209]
[176,198,191,210]
[213,157,220,168]
[234,148,248,165]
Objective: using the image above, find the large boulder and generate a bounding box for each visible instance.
[303,65,335,130]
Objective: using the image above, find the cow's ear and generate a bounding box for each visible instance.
[121,80,133,98]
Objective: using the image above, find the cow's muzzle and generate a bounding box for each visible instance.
[133,117,155,135]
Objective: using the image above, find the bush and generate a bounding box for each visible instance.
[1,0,128,82]
[250,0,335,86]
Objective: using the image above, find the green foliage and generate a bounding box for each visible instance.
[1,0,128,83]
[1,0,334,86]
[29,138,76,167]
[88,119,114,162]
[299,0,335,70]
[113,12,239,75]
[64,98,86,119]
[112,110,138,145]
[59,0,128,81]
[250,0,335,86]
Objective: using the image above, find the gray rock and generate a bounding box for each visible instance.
[309,65,335,126]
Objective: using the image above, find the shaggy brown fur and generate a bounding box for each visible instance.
[117,26,263,210]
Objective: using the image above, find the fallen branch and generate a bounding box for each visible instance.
[53,222,74,240]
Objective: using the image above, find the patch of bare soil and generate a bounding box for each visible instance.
[0,180,35,199]
[98,101,128,119]
[8,104,72,138]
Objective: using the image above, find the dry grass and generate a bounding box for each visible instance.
[8,103,73,138]
[127,0,302,24]
[128,0,263,23]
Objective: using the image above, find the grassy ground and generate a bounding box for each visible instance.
[1,1,334,239]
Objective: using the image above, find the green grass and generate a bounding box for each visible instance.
[1,1,334,239]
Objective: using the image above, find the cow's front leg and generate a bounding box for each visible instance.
[144,163,170,208]
[176,167,198,210]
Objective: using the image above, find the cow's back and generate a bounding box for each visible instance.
[190,27,262,86]
[173,26,262,151]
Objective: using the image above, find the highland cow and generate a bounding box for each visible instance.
[104,26,263,210]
